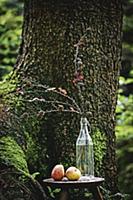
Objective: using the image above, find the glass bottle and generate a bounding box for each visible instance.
[76,117,94,177]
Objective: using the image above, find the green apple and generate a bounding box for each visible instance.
[66,166,81,181]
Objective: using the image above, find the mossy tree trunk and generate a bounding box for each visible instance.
[0,0,122,198]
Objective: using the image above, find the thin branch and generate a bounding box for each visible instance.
[47,88,81,112]
[27,84,81,113]
[26,97,80,112]
[37,109,80,115]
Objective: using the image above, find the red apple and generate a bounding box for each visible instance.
[51,164,64,181]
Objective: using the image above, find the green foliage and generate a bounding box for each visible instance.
[116,133,133,200]
[116,91,132,199]
[116,73,133,199]
[123,15,133,31]
[116,94,133,127]
[116,70,133,200]
[0,0,23,80]
[115,1,133,199]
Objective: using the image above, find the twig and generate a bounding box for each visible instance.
[37,109,80,115]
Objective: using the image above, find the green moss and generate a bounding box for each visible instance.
[0,136,29,173]
[25,132,40,169]
[92,128,107,175]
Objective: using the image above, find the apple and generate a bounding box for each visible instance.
[66,166,81,181]
[51,164,64,180]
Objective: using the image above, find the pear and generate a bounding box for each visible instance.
[51,164,64,181]
[66,166,81,181]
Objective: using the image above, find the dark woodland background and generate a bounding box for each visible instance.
[0,0,133,199]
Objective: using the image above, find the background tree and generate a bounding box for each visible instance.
[0,0,124,199]
[116,0,133,199]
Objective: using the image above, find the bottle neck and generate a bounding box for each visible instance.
[79,117,92,142]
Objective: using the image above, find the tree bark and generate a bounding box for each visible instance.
[1,0,123,197]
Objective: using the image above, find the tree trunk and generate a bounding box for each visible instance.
[1,0,122,198]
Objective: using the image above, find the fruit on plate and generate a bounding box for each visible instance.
[51,164,65,180]
[66,166,81,180]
